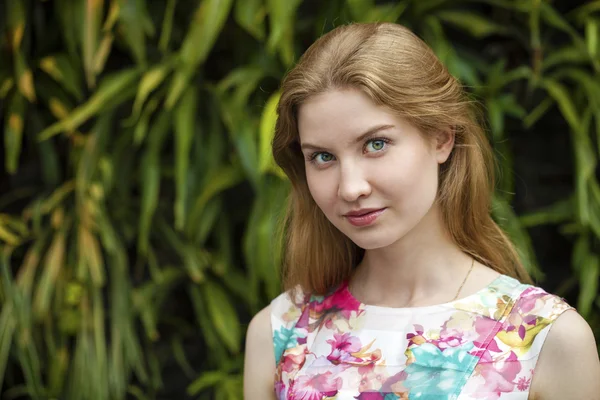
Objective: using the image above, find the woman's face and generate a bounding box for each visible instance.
[297,88,453,249]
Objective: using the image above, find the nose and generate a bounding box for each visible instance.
[337,162,371,202]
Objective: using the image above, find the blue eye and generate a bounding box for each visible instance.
[309,152,335,165]
[365,139,387,153]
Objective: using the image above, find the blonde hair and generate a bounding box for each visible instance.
[272,22,532,295]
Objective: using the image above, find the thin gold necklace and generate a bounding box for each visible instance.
[452,258,475,301]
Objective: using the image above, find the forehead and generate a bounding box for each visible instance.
[297,89,398,143]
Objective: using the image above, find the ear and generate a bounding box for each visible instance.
[434,128,454,164]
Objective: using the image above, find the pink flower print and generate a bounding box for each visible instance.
[356,365,389,392]
[312,283,363,320]
[515,288,546,315]
[473,351,521,398]
[472,316,503,350]
[517,376,531,391]
[291,371,342,400]
[327,332,363,364]
[355,392,387,399]
[280,346,307,374]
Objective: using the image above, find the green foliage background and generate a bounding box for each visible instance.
[0,0,599,398]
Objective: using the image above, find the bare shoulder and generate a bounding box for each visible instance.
[529,309,600,400]
[243,304,276,400]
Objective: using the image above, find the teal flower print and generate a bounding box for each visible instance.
[404,342,479,400]
[273,326,306,361]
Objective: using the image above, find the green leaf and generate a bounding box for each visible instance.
[189,285,226,362]
[520,197,574,227]
[437,10,511,38]
[4,92,26,174]
[541,78,581,133]
[492,195,543,280]
[38,68,141,141]
[578,253,599,318]
[524,97,553,129]
[540,2,586,50]
[346,0,374,21]
[159,0,177,51]
[541,47,588,71]
[166,0,234,108]
[174,87,197,231]
[258,92,280,175]
[202,280,241,353]
[33,229,67,320]
[39,54,84,100]
[82,0,104,88]
[266,0,302,66]
[186,165,245,238]
[234,0,266,40]
[586,19,598,57]
[187,371,227,395]
[117,0,154,66]
[131,60,174,121]
[138,111,171,255]
[0,303,16,396]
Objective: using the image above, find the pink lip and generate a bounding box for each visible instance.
[344,208,386,227]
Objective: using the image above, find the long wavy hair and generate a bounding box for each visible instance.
[272,22,532,295]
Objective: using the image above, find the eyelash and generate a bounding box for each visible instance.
[307,137,391,165]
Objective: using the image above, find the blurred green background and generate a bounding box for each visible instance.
[0,0,599,398]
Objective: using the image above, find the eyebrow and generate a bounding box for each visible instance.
[300,124,395,152]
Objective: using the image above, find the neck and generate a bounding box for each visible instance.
[351,203,473,307]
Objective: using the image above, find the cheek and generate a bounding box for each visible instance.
[306,170,336,209]
[376,148,439,199]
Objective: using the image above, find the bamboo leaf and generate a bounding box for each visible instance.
[131,60,174,120]
[93,32,114,75]
[189,285,226,362]
[166,0,234,108]
[7,1,36,102]
[540,2,583,43]
[437,10,511,38]
[78,224,105,287]
[524,97,553,129]
[586,19,598,57]
[138,111,171,255]
[4,92,26,174]
[38,68,141,141]
[520,197,574,227]
[39,54,84,100]
[202,280,241,353]
[235,0,266,41]
[266,0,302,66]
[83,0,104,88]
[159,0,177,51]
[117,0,154,66]
[186,165,244,237]
[33,228,67,319]
[187,371,227,395]
[0,303,16,396]
[360,3,408,23]
[541,78,582,133]
[133,96,159,145]
[346,0,374,20]
[259,91,282,175]
[492,195,543,279]
[174,86,197,230]
[578,253,599,318]
[541,47,588,71]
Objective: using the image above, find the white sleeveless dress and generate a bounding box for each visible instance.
[270,274,573,399]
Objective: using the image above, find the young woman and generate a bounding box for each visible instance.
[244,22,600,399]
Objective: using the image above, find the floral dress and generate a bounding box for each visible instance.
[270,274,573,399]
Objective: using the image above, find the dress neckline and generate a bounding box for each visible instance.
[341,273,506,314]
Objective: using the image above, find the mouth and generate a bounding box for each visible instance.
[344,208,386,227]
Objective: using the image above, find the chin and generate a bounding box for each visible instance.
[345,231,403,250]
